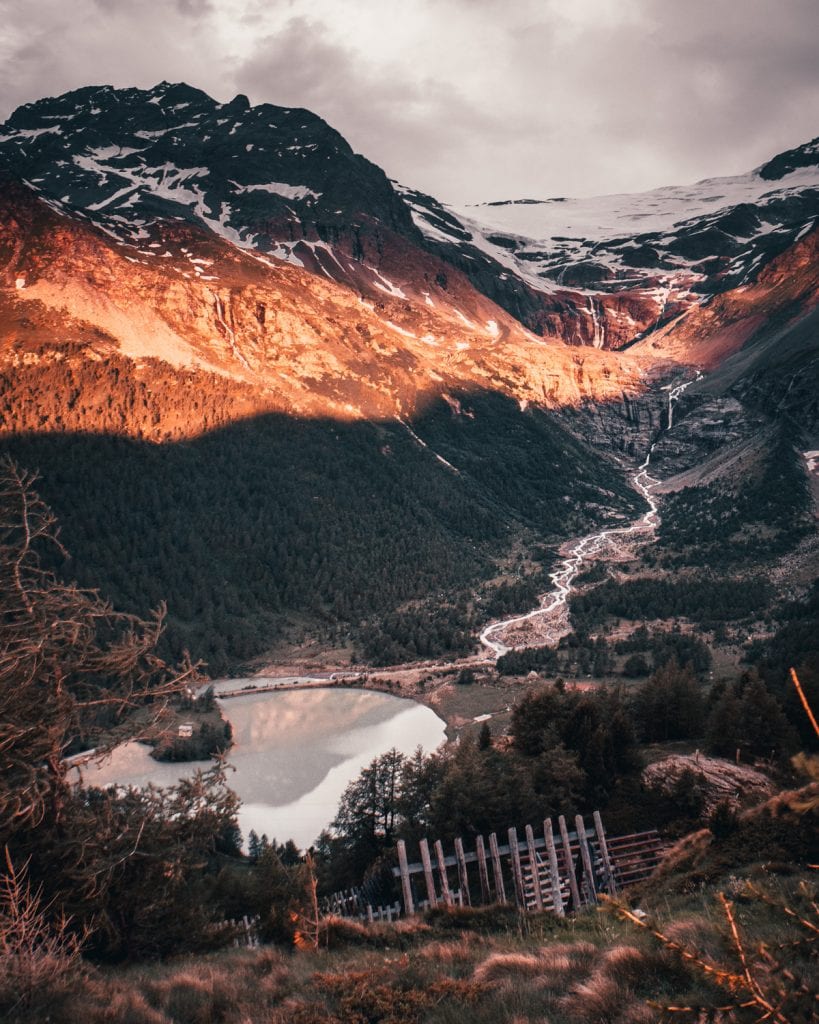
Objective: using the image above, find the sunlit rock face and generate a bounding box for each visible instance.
[1,84,818,442]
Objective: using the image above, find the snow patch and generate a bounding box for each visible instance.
[370,270,407,298]
[384,321,416,338]
[229,180,321,201]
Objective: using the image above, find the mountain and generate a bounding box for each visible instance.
[0,82,656,433]
[1,82,817,672]
[402,139,819,350]
[0,84,654,670]
[3,81,817,400]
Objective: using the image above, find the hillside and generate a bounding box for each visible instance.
[1,84,818,676]
[402,137,819,348]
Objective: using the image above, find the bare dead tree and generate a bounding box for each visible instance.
[0,455,203,839]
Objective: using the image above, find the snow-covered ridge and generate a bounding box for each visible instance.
[402,157,819,304]
[455,164,819,242]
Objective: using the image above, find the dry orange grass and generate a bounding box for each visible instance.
[541,940,598,973]
[415,934,486,963]
[598,945,648,985]
[473,951,546,984]
[560,972,624,1021]
[469,939,657,1024]
[92,987,168,1024]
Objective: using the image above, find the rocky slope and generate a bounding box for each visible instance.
[402,139,819,350]
[2,82,818,441]
[0,84,664,438]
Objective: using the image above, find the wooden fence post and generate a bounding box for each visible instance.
[508,827,526,909]
[396,839,415,915]
[543,818,564,918]
[593,810,617,896]
[476,835,491,905]
[489,832,507,904]
[525,824,543,911]
[435,840,453,907]
[420,838,438,908]
[454,837,471,907]
[575,814,597,903]
[558,814,581,912]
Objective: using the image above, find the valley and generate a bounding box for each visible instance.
[2,85,815,765]
[1,72,818,1024]
[478,372,703,656]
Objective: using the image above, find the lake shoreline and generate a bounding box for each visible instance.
[75,686,447,850]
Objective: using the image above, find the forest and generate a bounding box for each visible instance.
[0,391,640,672]
[655,429,813,568]
[496,625,713,678]
[569,572,773,628]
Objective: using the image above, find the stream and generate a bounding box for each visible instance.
[479,373,702,657]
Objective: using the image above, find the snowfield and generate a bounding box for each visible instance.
[453,164,819,243]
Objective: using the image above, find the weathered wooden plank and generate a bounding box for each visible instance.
[476,835,491,904]
[366,904,374,923]
[508,827,526,909]
[593,810,617,896]
[607,836,666,853]
[420,839,438,908]
[575,814,597,903]
[543,818,565,918]
[606,830,662,845]
[396,839,415,915]
[454,837,471,907]
[435,839,453,906]
[489,832,507,904]
[558,814,582,913]
[616,866,662,882]
[524,824,543,911]
[392,829,587,876]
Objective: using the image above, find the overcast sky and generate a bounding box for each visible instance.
[2,0,819,204]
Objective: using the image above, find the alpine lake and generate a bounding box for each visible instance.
[76,682,447,849]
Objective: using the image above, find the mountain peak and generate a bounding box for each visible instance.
[222,93,250,113]
[758,135,819,181]
[0,81,417,260]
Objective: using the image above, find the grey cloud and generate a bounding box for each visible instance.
[234,16,514,200]
[2,0,819,203]
[0,0,230,122]
[91,0,214,12]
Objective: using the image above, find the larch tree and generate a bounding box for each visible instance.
[0,457,241,960]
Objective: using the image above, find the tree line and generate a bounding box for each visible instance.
[317,654,802,891]
[1,391,639,673]
[497,626,712,679]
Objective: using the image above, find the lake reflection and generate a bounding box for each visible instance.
[78,687,446,848]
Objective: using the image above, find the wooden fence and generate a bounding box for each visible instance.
[222,914,260,947]
[390,811,665,919]
[324,897,404,923]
